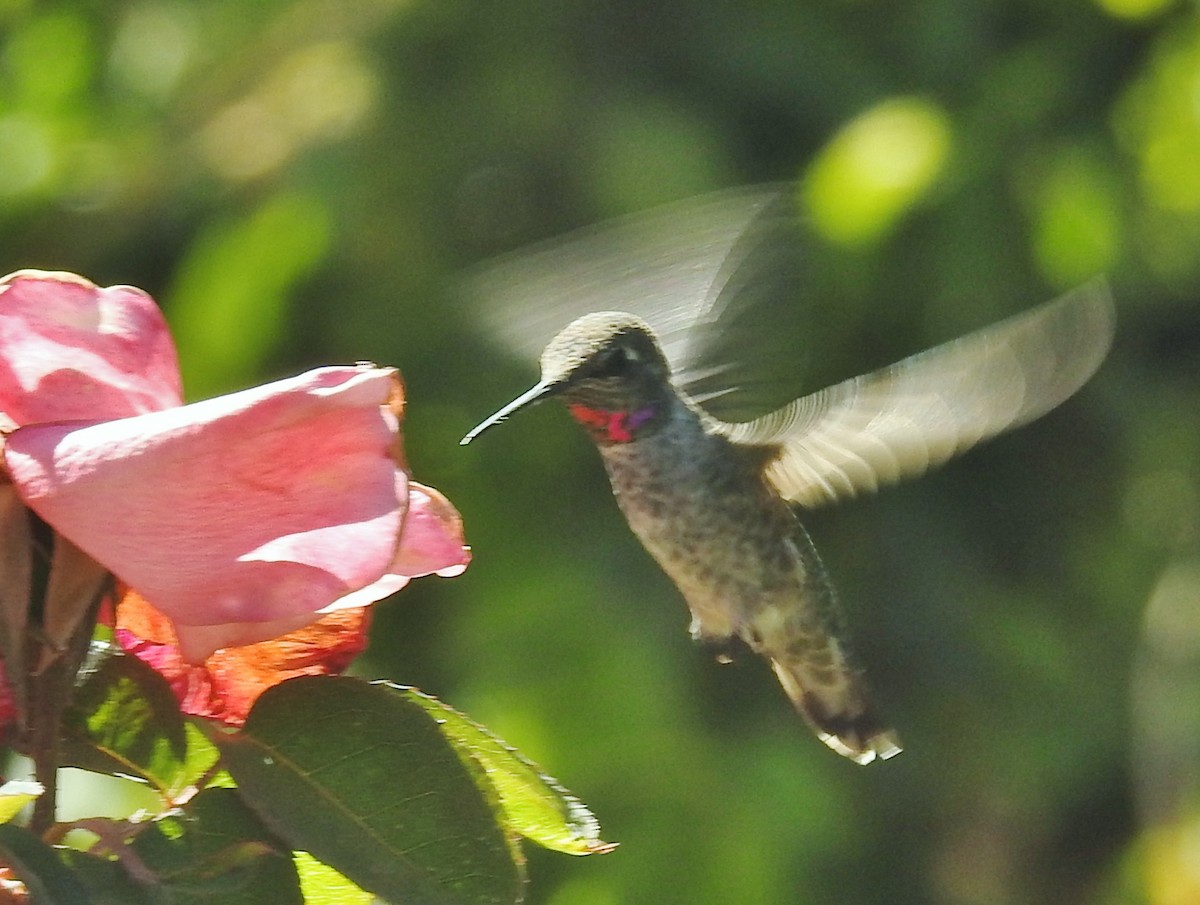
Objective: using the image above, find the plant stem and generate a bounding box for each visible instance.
[26,659,62,835]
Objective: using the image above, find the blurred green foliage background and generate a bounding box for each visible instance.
[3,0,1200,902]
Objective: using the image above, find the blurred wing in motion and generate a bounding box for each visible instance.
[462,186,810,417]
[718,281,1116,508]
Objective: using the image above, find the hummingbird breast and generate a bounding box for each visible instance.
[589,395,899,763]
[595,399,806,640]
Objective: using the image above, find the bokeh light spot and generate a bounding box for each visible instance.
[0,114,55,197]
[803,96,952,246]
[198,42,376,183]
[1093,0,1175,21]
[110,3,196,101]
[1031,146,1121,286]
[1116,22,1200,212]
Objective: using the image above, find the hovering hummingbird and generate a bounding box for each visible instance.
[461,188,1115,764]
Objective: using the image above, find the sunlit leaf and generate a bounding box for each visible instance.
[294,852,376,905]
[0,780,42,825]
[389,684,616,856]
[0,824,93,904]
[61,652,220,801]
[212,675,523,905]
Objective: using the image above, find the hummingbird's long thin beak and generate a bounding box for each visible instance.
[460,381,561,445]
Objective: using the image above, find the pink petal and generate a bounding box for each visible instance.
[395,481,471,578]
[320,480,471,614]
[0,270,182,427]
[5,366,406,662]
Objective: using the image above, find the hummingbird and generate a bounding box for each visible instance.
[461,188,1115,764]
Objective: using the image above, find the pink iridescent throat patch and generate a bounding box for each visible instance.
[567,404,657,443]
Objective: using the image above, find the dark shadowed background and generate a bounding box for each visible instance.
[3,1,1199,902]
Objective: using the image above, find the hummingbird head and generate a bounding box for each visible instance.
[539,312,670,401]
[461,312,673,445]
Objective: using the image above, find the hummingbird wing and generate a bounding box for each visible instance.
[717,281,1115,509]
[462,186,809,415]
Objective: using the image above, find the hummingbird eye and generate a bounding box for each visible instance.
[591,344,636,378]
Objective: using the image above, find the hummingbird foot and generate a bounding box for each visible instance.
[698,634,745,665]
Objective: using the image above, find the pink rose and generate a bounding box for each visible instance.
[0,270,468,664]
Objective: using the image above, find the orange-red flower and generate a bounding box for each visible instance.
[114,589,372,726]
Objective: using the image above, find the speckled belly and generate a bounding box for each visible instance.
[598,426,804,640]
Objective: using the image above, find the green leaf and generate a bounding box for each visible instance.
[59,791,300,905]
[61,652,220,801]
[58,850,149,905]
[388,684,616,856]
[127,787,302,905]
[211,675,523,905]
[0,824,94,904]
[294,852,376,905]
[0,780,42,824]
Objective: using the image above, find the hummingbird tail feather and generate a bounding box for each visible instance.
[770,658,902,765]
